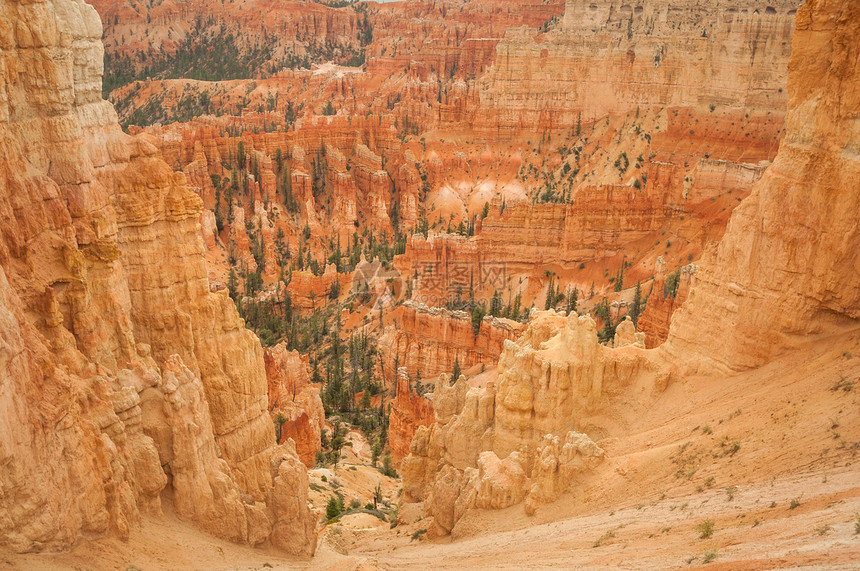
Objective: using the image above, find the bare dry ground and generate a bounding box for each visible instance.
[4,327,859,570]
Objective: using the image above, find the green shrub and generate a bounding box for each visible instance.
[697,519,715,539]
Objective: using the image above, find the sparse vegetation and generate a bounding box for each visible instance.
[592,529,616,548]
[326,495,345,520]
[696,519,715,539]
[411,528,428,541]
[831,377,854,392]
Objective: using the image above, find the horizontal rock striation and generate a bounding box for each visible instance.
[472,0,798,135]
[663,0,860,370]
[381,300,526,380]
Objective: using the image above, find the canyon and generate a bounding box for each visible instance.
[1,0,859,569]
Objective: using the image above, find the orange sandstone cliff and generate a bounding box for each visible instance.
[0,0,315,556]
[662,0,860,371]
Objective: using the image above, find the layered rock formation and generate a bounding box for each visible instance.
[473,0,797,134]
[388,368,434,464]
[401,311,658,534]
[636,258,694,348]
[403,0,860,538]
[91,0,365,73]
[380,300,526,380]
[91,0,796,331]
[663,0,860,370]
[0,0,315,555]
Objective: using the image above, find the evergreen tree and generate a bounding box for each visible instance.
[489,289,503,317]
[227,268,239,301]
[630,281,642,327]
[544,271,555,310]
[470,303,486,338]
[237,141,245,169]
[614,267,624,292]
[451,357,461,382]
[511,292,522,321]
[567,286,578,315]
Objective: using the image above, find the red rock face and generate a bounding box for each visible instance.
[388,370,435,464]
[636,259,694,348]
[101,0,792,326]
[93,0,806,477]
[380,302,525,461]
[264,343,324,467]
[91,0,364,67]
[287,265,351,310]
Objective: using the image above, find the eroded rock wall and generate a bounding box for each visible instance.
[473,0,797,134]
[265,343,325,467]
[381,300,526,380]
[663,0,860,370]
[401,311,656,534]
[0,0,315,555]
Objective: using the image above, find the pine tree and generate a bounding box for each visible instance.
[511,292,522,320]
[544,271,555,310]
[630,281,642,326]
[451,357,461,382]
[227,268,239,301]
[614,267,624,292]
[237,141,245,169]
[489,289,503,317]
[567,286,578,315]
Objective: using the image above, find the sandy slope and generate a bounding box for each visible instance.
[3,328,858,570]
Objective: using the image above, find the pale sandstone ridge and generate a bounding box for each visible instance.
[663,0,860,370]
[401,311,658,535]
[475,0,798,133]
[0,0,315,555]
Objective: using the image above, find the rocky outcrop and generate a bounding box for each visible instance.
[288,264,350,310]
[492,312,652,460]
[388,368,434,464]
[637,258,695,348]
[613,316,645,348]
[402,0,860,537]
[265,343,325,467]
[524,431,604,515]
[381,300,527,380]
[663,0,860,371]
[0,0,315,555]
[402,311,653,533]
